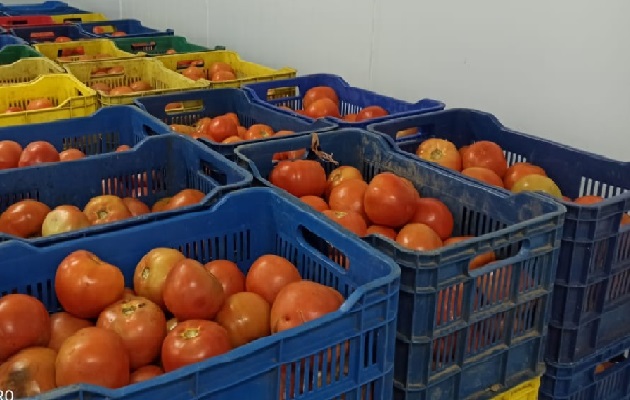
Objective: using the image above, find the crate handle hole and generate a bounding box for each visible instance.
[165,99,204,114]
[595,350,629,375]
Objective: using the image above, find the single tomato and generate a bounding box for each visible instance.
[115,144,130,152]
[325,166,364,199]
[396,127,419,139]
[460,141,508,178]
[303,86,339,109]
[299,195,329,212]
[161,320,232,373]
[210,62,234,75]
[322,210,368,237]
[0,140,22,170]
[245,255,302,304]
[444,236,497,270]
[129,365,163,384]
[110,86,134,96]
[59,148,86,161]
[48,312,93,352]
[18,141,60,167]
[133,248,186,309]
[204,260,246,299]
[511,175,562,198]
[26,98,53,111]
[269,159,328,198]
[215,291,271,347]
[416,138,462,171]
[55,250,125,319]
[163,259,225,321]
[355,106,388,122]
[366,225,397,240]
[211,70,236,81]
[363,172,420,228]
[621,214,630,226]
[574,195,604,205]
[343,113,358,122]
[0,347,57,397]
[0,200,51,238]
[224,112,240,126]
[182,66,205,81]
[97,297,167,370]
[461,167,505,188]
[130,80,152,92]
[0,294,51,362]
[410,198,454,241]
[55,36,72,43]
[503,162,547,190]
[244,124,274,140]
[55,327,130,389]
[83,195,132,225]
[396,223,444,251]
[222,135,242,144]
[305,98,341,119]
[328,179,369,221]
[151,197,171,213]
[207,115,238,142]
[163,188,205,211]
[41,206,90,237]
[122,197,150,217]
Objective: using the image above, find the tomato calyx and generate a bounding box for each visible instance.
[120,301,146,316]
[97,210,109,220]
[182,327,201,339]
[141,266,150,280]
[430,148,444,160]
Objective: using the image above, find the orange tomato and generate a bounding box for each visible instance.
[416,138,462,171]
[460,141,508,178]
[503,162,547,190]
[462,167,504,188]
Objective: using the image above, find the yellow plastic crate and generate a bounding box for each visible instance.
[491,377,540,400]
[64,57,207,106]
[34,39,139,63]
[0,74,97,127]
[50,13,107,24]
[155,50,296,89]
[0,57,65,85]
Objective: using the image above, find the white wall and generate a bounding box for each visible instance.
[11,0,630,161]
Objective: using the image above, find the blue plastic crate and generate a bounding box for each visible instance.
[10,23,91,43]
[78,19,174,39]
[0,187,400,400]
[134,88,337,160]
[539,336,630,400]
[0,133,252,246]
[234,129,565,400]
[0,33,27,47]
[0,1,88,15]
[242,73,445,129]
[367,109,630,366]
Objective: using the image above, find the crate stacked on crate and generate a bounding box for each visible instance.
[77,19,174,39]
[234,128,566,399]
[9,23,92,44]
[367,109,630,400]
[156,50,297,88]
[0,43,43,64]
[0,32,28,47]
[242,73,445,128]
[0,186,400,400]
[0,1,90,16]
[112,35,223,56]
[63,57,207,106]
[0,55,64,84]
[34,38,139,63]
[134,87,336,160]
[0,14,55,28]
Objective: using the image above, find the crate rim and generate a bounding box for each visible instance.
[1,186,401,399]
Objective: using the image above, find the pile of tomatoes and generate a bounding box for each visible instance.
[0,188,205,239]
[415,138,630,226]
[180,60,237,82]
[2,98,57,114]
[0,248,344,397]
[277,85,389,123]
[88,65,155,96]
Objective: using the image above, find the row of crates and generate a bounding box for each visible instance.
[0,2,627,400]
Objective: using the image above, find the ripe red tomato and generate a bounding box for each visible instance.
[161,320,232,373]
[55,327,130,389]
[269,159,328,198]
[83,195,133,225]
[416,138,462,171]
[396,223,444,251]
[410,198,454,240]
[245,255,302,304]
[41,206,91,237]
[305,98,341,119]
[213,71,235,82]
[0,294,51,362]
[460,141,508,178]
[18,141,59,167]
[0,347,57,396]
[244,124,274,140]
[59,148,86,162]
[303,86,339,109]
[443,236,497,270]
[207,115,238,142]
[355,106,388,122]
[133,248,186,309]
[622,214,630,226]
[130,365,163,384]
[55,250,125,319]
[503,162,547,190]
[364,172,420,228]
[325,166,364,199]
[0,199,51,238]
[48,312,93,352]
[26,98,53,111]
[163,189,205,211]
[343,113,358,122]
[270,281,344,333]
[182,66,205,81]
[462,167,505,188]
[0,140,22,170]
[322,210,368,237]
[328,179,369,221]
[122,197,150,217]
[215,291,271,347]
[366,225,397,240]
[97,297,167,370]
[163,259,225,321]
[299,195,330,212]
[204,260,246,299]
[574,195,604,205]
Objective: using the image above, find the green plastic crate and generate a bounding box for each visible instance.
[0,45,42,65]
[112,35,224,56]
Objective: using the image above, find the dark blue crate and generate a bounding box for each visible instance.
[10,23,91,43]
[540,336,630,400]
[0,32,27,47]
[0,1,88,15]
[0,133,252,246]
[242,73,445,129]
[0,187,400,400]
[134,88,337,160]
[367,109,630,365]
[234,129,565,399]
[77,19,174,39]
